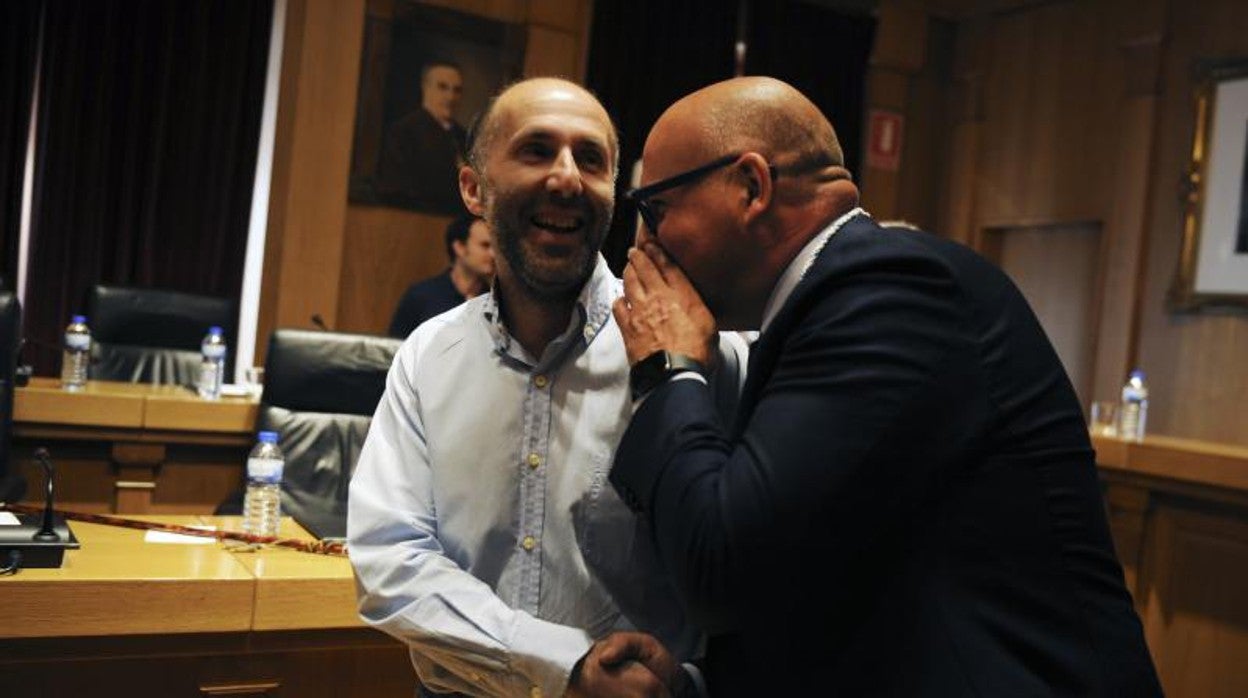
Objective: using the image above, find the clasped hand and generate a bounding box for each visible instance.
[565,631,691,698]
[612,241,716,368]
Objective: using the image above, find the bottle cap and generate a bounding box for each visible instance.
[1129,369,1145,380]
[71,315,87,324]
[208,326,223,335]
[258,431,279,444]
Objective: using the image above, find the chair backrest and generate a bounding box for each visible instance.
[86,285,237,385]
[233,328,401,538]
[0,291,21,498]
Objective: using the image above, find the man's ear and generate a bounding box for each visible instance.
[736,152,773,220]
[458,164,487,216]
[451,239,467,260]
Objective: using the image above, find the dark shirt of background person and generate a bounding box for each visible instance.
[375,62,468,215]
[388,215,494,338]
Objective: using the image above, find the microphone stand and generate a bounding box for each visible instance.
[33,448,60,541]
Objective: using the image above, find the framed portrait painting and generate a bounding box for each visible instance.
[349,2,526,215]
[1171,58,1248,311]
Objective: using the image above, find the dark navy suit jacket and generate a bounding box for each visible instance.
[611,214,1161,696]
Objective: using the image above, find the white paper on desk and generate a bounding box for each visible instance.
[0,512,20,526]
[219,383,251,397]
[145,525,217,544]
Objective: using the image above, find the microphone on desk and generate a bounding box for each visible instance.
[310,314,328,331]
[0,447,78,571]
[33,448,60,541]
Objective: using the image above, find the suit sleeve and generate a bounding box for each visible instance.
[348,341,592,697]
[609,260,979,633]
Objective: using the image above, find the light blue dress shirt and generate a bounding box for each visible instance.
[349,256,741,697]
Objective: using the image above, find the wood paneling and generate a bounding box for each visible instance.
[13,379,256,514]
[1096,433,1248,696]
[1139,504,1248,697]
[976,1,1118,226]
[1133,0,1248,445]
[261,0,366,352]
[926,0,1247,445]
[337,207,450,335]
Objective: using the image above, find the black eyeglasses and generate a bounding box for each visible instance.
[627,152,776,234]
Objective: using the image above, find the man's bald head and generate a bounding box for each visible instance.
[648,77,847,187]
[467,77,620,179]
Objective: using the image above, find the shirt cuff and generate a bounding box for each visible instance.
[508,612,594,697]
[682,662,709,698]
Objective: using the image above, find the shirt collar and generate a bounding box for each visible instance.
[481,254,617,365]
[759,207,866,333]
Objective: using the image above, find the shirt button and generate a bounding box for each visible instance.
[583,325,596,340]
[522,535,537,551]
[533,374,548,388]
[527,453,541,469]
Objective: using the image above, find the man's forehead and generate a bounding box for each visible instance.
[496,88,614,148]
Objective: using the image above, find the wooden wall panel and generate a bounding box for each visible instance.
[1139,503,1248,697]
[932,0,1246,446]
[328,0,593,336]
[894,18,955,232]
[337,207,449,335]
[261,0,367,352]
[1133,0,1248,445]
[976,1,1118,226]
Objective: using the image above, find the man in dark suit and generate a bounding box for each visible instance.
[598,77,1162,696]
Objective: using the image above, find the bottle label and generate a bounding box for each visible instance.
[65,333,91,350]
[248,456,284,483]
[202,344,227,359]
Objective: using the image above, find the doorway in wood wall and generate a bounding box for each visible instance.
[981,222,1103,406]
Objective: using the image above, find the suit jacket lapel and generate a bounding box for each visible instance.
[729,214,878,438]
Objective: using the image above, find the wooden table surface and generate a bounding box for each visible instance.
[0,516,359,639]
[14,376,258,436]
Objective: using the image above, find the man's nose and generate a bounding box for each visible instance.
[545,148,583,198]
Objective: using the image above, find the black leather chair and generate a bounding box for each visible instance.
[216,329,401,539]
[1,291,25,502]
[86,285,236,385]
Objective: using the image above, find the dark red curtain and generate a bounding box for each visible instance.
[0,1,42,290]
[585,0,874,274]
[23,0,272,375]
[747,0,876,178]
[585,0,740,274]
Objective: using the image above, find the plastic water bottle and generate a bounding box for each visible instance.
[61,315,91,391]
[197,326,227,400]
[1119,369,1149,442]
[243,431,284,538]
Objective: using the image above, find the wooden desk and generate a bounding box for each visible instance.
[1095,434,1248,698]
[12,378,259,514]
[0,517,414,696]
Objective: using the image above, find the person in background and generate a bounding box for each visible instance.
[388,215,494,338]
[376,61,468,214]
[597,76,1162,697]
[350,77,745,697]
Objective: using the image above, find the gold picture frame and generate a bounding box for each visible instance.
[1170,59,1248,311]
